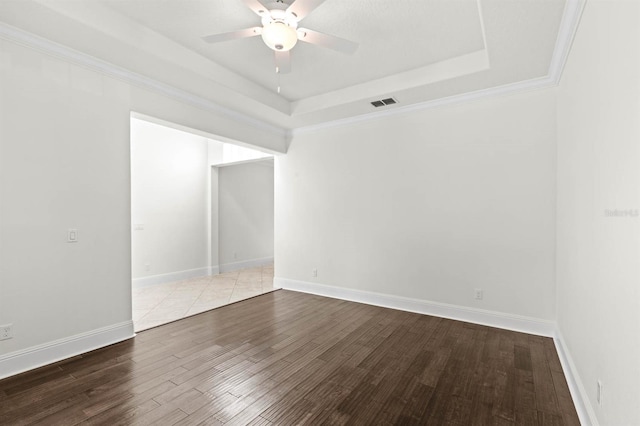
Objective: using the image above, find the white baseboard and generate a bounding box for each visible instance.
[220,257,274,273]
[276,277,556,337]
[0,279,592,426]
[132,266,217,289]
[0,321,134,380]
[276,278,595,423]
[553,330,597,426]
[132,259,274,287]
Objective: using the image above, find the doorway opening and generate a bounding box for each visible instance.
[130,114,276,331]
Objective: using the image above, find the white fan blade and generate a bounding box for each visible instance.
[241,0,269,16]
[286,0,327,21]
[202,27,262,44]
[297,28,358,54]
[275,50,291,74]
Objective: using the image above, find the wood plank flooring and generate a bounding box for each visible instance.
[0,290,580,425]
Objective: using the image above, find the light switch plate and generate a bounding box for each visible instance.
[67,229,78,242]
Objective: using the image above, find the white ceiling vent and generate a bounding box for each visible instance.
[370,97,398,108]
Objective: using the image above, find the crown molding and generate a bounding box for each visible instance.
[289,75,556,136]
[0,0,586,139]
[289,0,586,137]
[0,22,287,139]
[290,49,490,117]
[548,0,586,84]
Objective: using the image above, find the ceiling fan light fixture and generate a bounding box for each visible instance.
[261,21,298,51]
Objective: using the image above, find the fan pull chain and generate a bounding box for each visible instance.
[276,65,281,94]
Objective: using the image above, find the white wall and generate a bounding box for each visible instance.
[556,1,640,424]
[131,118,209,280]
[0,36,284,377]
[276,89,557,321]
[220,144,272,165]
[218,160,274,269]
[0,39,133,360]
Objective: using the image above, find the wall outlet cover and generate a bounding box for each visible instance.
[0,324,13,340]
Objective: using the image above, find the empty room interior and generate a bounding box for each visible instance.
[0,0,638,425]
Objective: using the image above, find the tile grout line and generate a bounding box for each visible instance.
[135,282,176,324]
[183,280,210,318]
[133,265,275,331]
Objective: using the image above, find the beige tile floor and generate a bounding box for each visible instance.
[132,264,277,332]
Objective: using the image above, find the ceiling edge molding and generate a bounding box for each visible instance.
[289,76,556,136]
[476,0,489,52]
[290,49,490,116]
[0,0,586,141]
[289,0,585,137]
[131,111,285,155]
[0,22,287,139]
[547,0,586,85]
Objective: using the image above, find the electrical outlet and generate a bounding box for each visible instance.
[144,263,151,272]
[474,288,483,300]
[597,380,603,406]
[312,268,318,278]
[0,324,13,340]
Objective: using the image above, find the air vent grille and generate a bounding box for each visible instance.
[370,97,398,108]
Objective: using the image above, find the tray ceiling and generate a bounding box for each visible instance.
[0,0,576,131]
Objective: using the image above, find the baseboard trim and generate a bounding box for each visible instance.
[0,321,135,380]
[220,257,274,273]
[276,278,556,337]
[276,278,596,423]
[132,266,217,289]
[553,330,597,426]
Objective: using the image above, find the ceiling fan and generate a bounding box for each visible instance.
[201,0,358,75]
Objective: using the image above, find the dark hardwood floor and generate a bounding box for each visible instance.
[0,290,579,425]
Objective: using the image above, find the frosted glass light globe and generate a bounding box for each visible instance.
[261,21,298,51]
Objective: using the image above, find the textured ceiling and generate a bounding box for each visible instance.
[0,0,572,130]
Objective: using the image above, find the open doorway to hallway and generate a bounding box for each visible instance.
[130,114,276,332]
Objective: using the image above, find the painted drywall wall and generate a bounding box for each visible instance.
[0,39,133,358]
[276,89,557,321]
[210,166,220,271]
[208,140,223,272]
[556,1,640,424]
[131,118,209,280]
[218,160,274,270]
[0,35,284,371]
[220,144,272,164]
